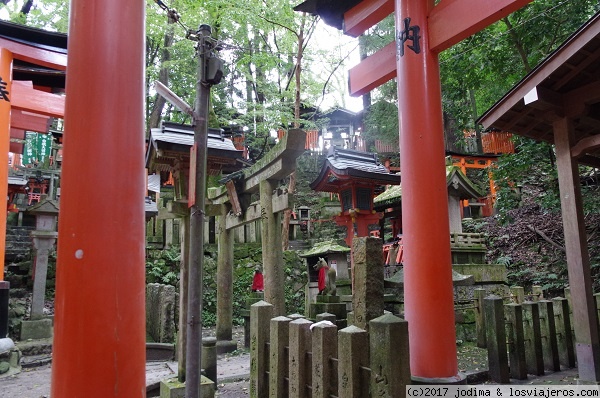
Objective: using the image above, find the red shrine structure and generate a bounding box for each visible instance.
[297,0,535,383]
[310,147,400,247]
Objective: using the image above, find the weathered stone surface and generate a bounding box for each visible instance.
[250,301,273,398]
[20,318,52,341]
[147,283,176,344]
[312,322,337,398]
[510,286,525,304]
[484,295,509,383]
[338,325,368,398]
[270,316,291,397]
[538,300,560,371]
[288,318,312,398]
[352,237,384,330]
[0,361,9,374]
[202,337,217,388]
[452,264,506,283]
[553,297,575,368]
[523,301,544,376]
[369,313,410,398]
[505,303,527,380]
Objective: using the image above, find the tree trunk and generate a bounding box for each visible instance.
[503,17,532,73]
[148,25,174,132]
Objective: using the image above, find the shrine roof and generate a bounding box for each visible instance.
[373,166,482,209]
[145,121,245,170]
[310,147,400,192]
[299,240,350,257]
[0,20,67,88]
[478,11,600,168]
[294,0,362,30]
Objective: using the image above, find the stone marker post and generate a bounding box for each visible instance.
[250,301,273,398]
[538,300,560,371]
[553,297,575,368]
[338,325,369,398]
[288,318,312,398]
[270,316,292,397]
[352,237,384,330]
[312,321,338,398]
[28,199,59,320]
[523,301,545,376]
[474,288,487,348]
[370,313,411,398]
[505,303,527,380]
[202,337,217,389]
[484,295,509,383]
[510,286,525,304]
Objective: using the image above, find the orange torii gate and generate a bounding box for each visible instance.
[297,0,532,382]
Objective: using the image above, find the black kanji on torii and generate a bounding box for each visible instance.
[397,17,421,57]
[0,76,9,102]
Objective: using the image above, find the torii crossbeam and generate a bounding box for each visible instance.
[297,0,533,382]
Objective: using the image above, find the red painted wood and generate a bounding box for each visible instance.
[9,128,25,154]
[0,48,12,280]
[348,0,533,95]
[348,41,395,97]
[11,81,65,118]
[429,0,534,52]
[51,0,146,395]
[344,0,394,37]
[0,37,66,70]
[10,109,50,132]
[396,0,458,379]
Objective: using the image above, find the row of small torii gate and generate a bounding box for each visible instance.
[0,0,599,396]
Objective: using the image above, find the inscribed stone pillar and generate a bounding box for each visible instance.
[474,288,486,348]
[505,303,527,380]
[216,204,235,348]
[260,179,285,316]
[30,235,56,319]
[523,301,544,376]
[270,316,291,397]
[312,321,338,398]
[250,301,273,398]
[553,297,575,368]
[338,325,369,398]
[484,295,509,383]
[351,237,384,330]
[288,318,312,398]
[369,313,410,398]
[538,300,560,371]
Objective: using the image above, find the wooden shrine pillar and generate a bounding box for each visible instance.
[395,0,459,380]
[0,48,12,281]
[554,117,600,381]
[51,1,147,396]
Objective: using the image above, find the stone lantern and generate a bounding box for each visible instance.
[21,198,59,340]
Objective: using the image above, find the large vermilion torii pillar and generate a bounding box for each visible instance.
[335,0,532,382]
[0,49,12,282]
[51,0,147,396]
[395,0,458,380]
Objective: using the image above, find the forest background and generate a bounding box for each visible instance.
[2,0,600,320]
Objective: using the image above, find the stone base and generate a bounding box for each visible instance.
[160,375,215,398]
[20,318,53,340]
[216,339,237,354]
[309,301,347,321]
[146,342,175,361]
[411,372,467,385]
[0,338,21,378]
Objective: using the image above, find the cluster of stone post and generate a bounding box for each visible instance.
[478,286,575,383]
[250,302,409,398]
[249,237,410,398]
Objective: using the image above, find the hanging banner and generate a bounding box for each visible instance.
[22,132,52,165]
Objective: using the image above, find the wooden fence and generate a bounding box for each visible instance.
[476,287,575,383]
[249,301,410,398]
